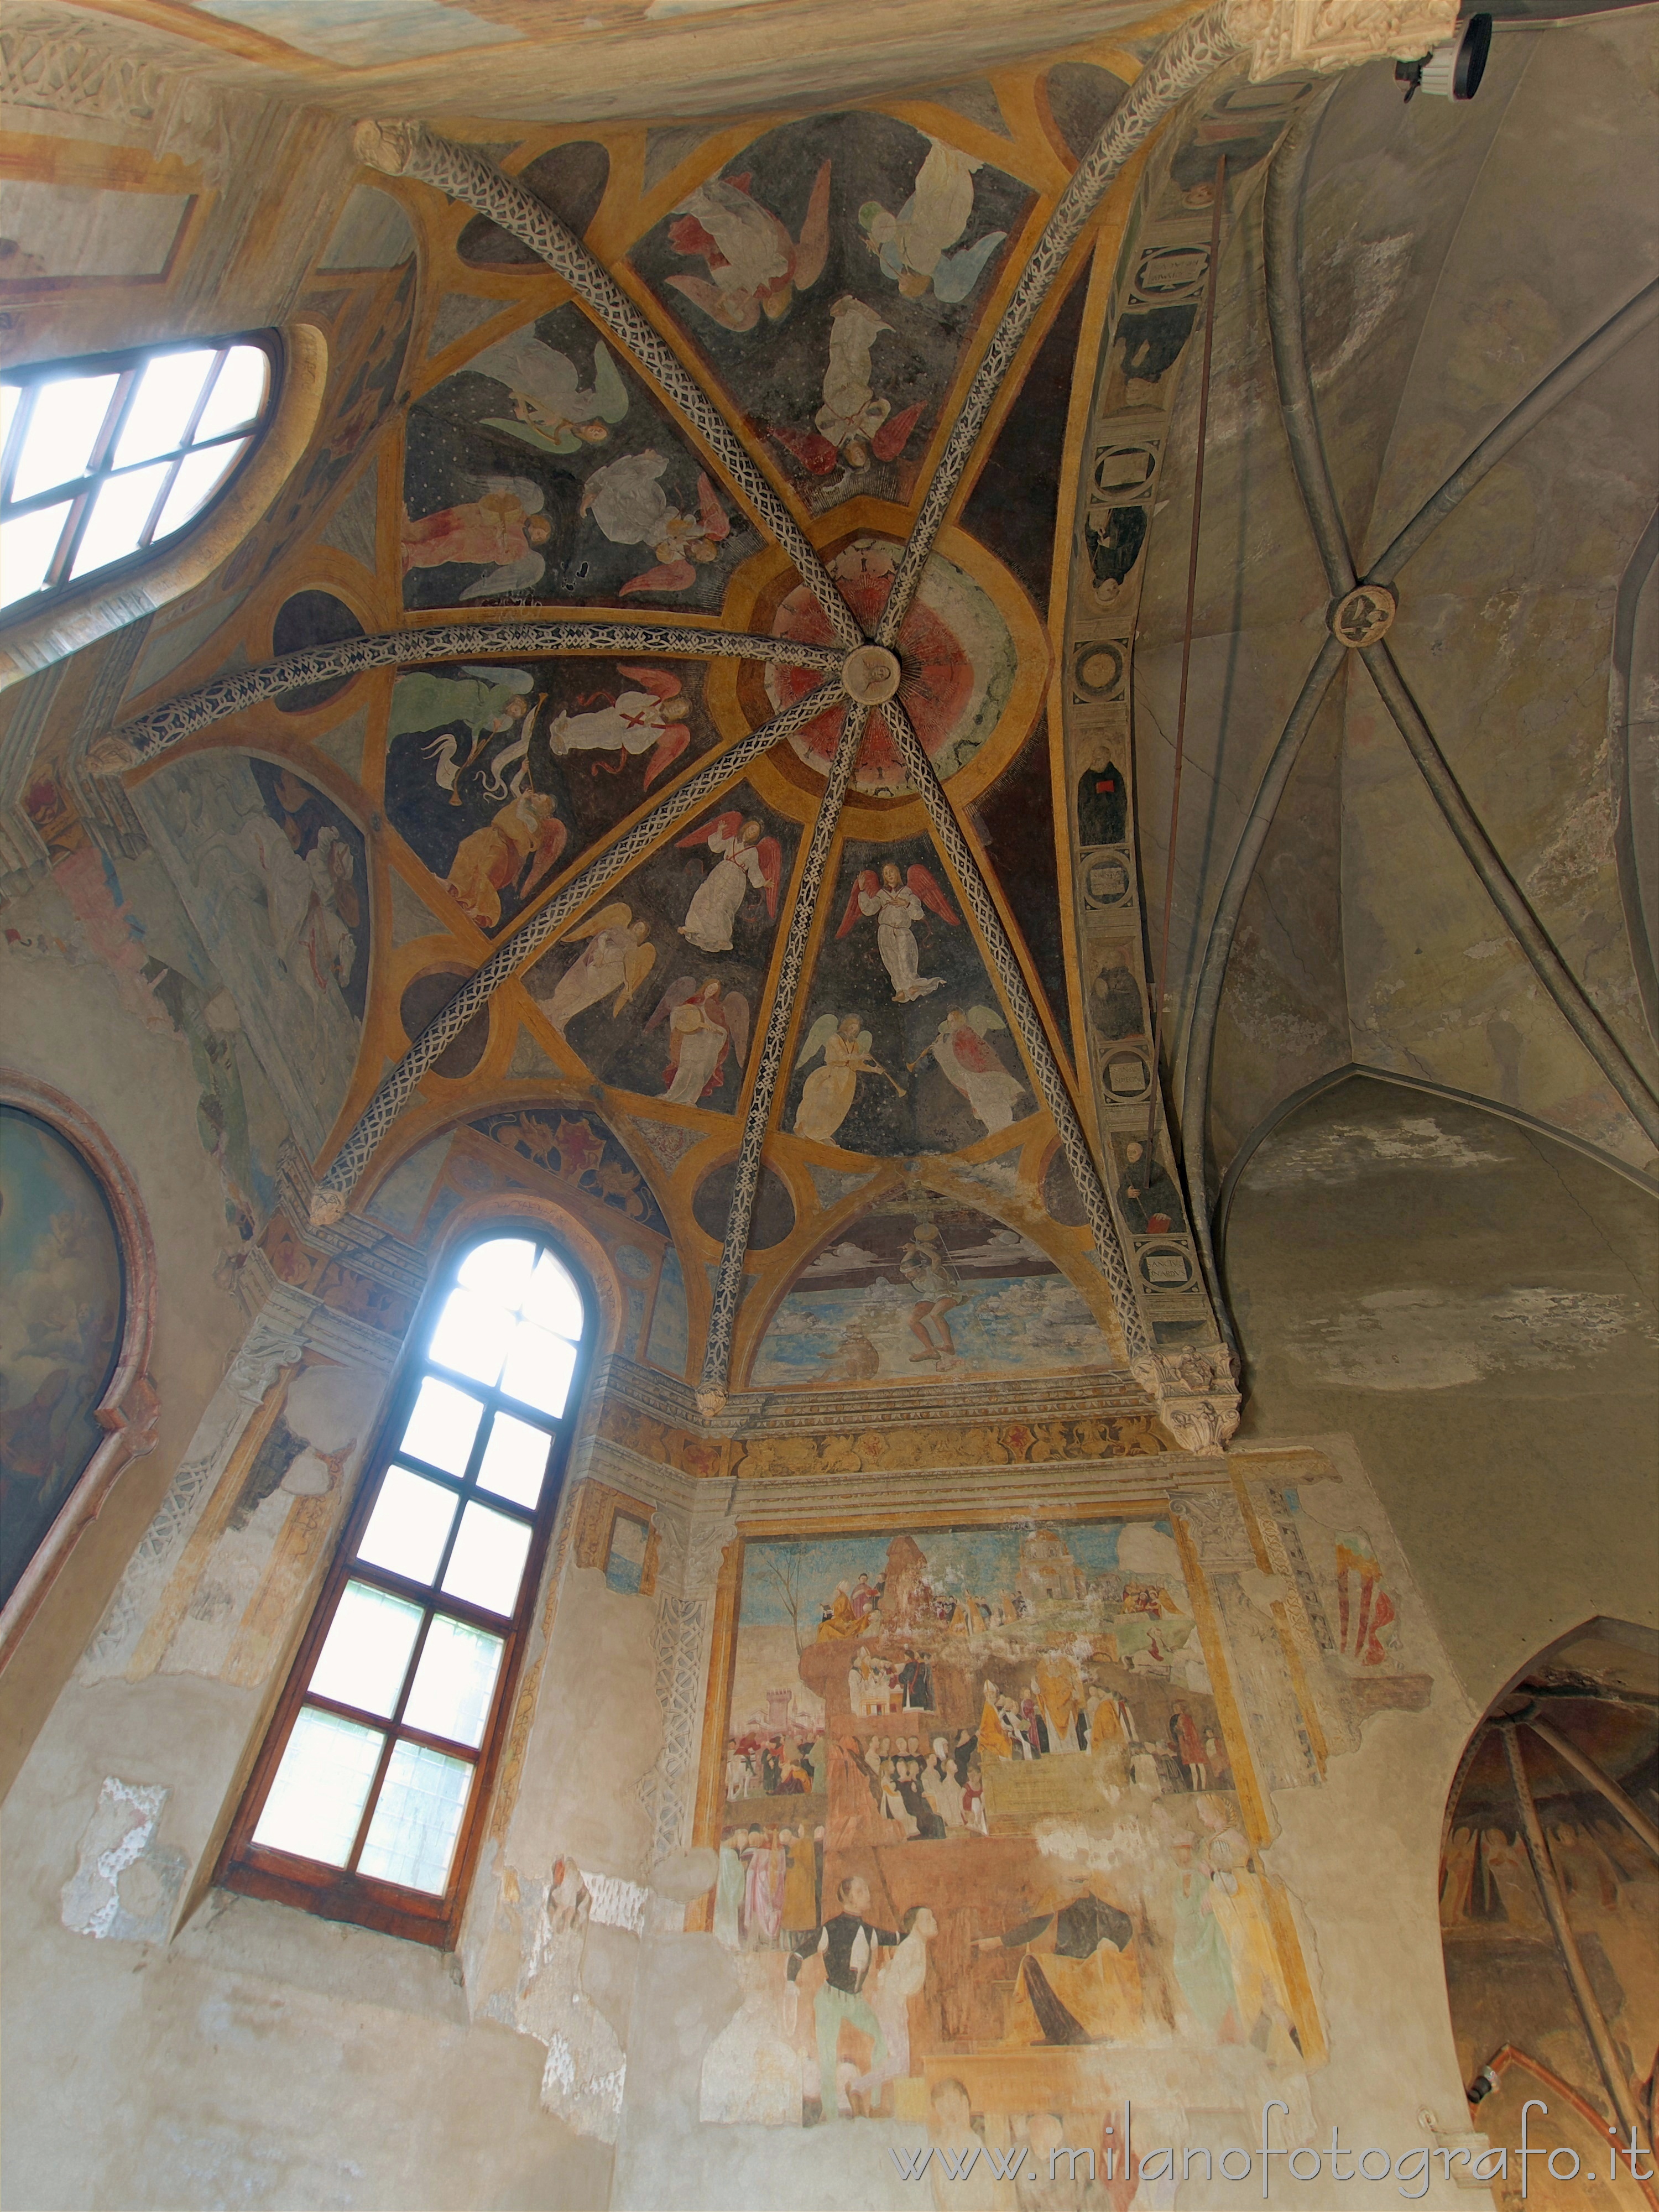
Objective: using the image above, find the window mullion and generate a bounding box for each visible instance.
[0,382,35,504]
[343,1597,441,1875]
[139,453,186,550]
[45,491,95,588]
[182,348,227,447]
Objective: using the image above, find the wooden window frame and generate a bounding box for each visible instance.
[0,330,281,628]
[216,1223,593,1950]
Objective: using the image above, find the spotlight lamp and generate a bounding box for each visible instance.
[1397,11,1493,101]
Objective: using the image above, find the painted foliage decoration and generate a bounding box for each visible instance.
[403,302,757,610]
[524,781,798,1113]
[705,1517,1313,2131]
[384,656,721,936]
[0,1109,125,1608]
[750,1200,1108,1388]
[630,114,1032,515]
[785,834,1029,1157]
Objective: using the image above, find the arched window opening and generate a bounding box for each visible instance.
[0,335,277,616]
[219,1230,591,1948]
[1440,1621,1658,2197]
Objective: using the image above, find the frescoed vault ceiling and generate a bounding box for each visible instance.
[30,0,1655,1448]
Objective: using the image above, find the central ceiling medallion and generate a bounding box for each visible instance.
[764,536,1016,796]
[841,644,901,705]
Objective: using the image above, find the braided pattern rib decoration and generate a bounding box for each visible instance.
[311,676,844,1215]
[876,0,1243,645]
[696,702,870,1408]
[879,698,1149,1363]
[356,121,864,653]
[109,624,838,760]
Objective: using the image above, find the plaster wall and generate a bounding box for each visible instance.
[1227,1078,1659,1709]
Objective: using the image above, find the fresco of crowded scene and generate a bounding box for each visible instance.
[702,1519,1316,2140]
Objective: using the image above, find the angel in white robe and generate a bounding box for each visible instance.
[859,138,1006,302]
[677,813,781,953]
[470,330,629,456]
[646,978,749,1105]
[665,162,831,331]
[768,296,925,478]
[793,1013,904,1145]
[837,860,957,1002]
[533,904,655,1034]
[546,666,691,792]
[580,452,733,595]
[912,1006,1027,1134]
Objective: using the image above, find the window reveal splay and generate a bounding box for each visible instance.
[218,1231,590,1948]
[0,337,275,615]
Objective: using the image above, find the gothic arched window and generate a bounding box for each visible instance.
[219,1229,591,1948]
[0,335,277,615]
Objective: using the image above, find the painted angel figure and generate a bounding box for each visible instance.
[858,138,1007,303]
[580,452,732,594]
[646,977,750,1105]
[792,1013,905,1145]
[469,329,629,455]
[533,902,656,1034]
[389,665,540,806]
[547,666,692,792]
[445,771,567,933]
[837,859,958,1002]
[769,296,925,477]
[911,1005,1027,1133]
[401,477,551,596]
[677,813,781,953]
[665,161,831,331]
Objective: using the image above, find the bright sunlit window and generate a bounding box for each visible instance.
[220,1231,589,1947]
[0,337,275,615]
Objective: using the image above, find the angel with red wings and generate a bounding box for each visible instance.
[665,162,831,333]
[837,858,958,1003]
[769,296,925,478]
[646,977,750,1107]
[677,812,782,954]
[580,452,732,597]
[546,665,691,791]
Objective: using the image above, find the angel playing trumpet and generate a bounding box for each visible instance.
[837,860,958,1002]
[792,1013,904,1146]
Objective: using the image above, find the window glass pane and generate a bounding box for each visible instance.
[400,1375,482,1475]
[114,348,217,467]
[401,1616,503,1749]
[440,1503,531,1615]
[0,501,71,608]
[69,460,173,578]
[426,1287,507,1390]
[500,1321,576,1418]
[11,373,118,500]
[357,1466,459,1585]
[194,344,268,442]
[357,1740,472,1893]
[475,1411,551,1508]
[152,437,245,540]
[458,1236,537,1304]
[524,1250,583,1342]
[307,1580,424,1718]
[253,1707,383,1866]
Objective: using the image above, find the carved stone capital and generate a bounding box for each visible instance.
[1131,1348,1241,1458]
[352,117,424,176]
[308,1187,347,1229]
[85,730,140,778]
[694,1384,728,1421]
[1222,0,1458,77]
